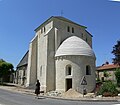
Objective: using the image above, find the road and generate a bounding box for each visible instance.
[0,89,120,105]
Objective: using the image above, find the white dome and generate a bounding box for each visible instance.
[55,36,95,58]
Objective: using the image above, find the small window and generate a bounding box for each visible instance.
[86,65,91,75]
[67,26,70,32]
[40,66,42,76]
[86,38,88,42]
[44,27,46,32]
[66,65,72,75]
[72,27,74,33]
[23,70,25,76]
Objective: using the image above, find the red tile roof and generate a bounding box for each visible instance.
[97,64,120,71]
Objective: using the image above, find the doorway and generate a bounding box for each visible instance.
[66,79,72,91]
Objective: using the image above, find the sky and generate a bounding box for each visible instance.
[0,0,120,68]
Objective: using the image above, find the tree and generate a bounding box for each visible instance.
[115,68,120,87]
[0,59,14,84]
[112,40,120,65]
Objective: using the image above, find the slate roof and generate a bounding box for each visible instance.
[17,51,28,68]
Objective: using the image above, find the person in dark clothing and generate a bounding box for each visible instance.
[35,80,40,98]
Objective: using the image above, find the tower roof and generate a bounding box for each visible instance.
[34,16,92,37]
[55,36,95,58]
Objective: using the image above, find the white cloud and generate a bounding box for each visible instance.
[109,0,120,2]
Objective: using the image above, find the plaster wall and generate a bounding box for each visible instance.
[46,28,56,92]
[29,36,38,86]
[53,18,92,48]
[55,56,96,93]
[37,31,48,92]
[36,21,55,92]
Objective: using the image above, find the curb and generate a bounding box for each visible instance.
[24,92,119,102]
[35,95,119,102]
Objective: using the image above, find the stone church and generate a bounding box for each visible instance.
[16,16,96,93]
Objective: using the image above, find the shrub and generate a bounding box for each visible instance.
[97,81,118,97]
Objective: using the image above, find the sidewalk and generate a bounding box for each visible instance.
[0,83,120,102]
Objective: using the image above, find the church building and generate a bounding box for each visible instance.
[16,16,96,93]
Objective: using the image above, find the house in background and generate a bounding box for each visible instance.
[16,16,96,93]
[96,62,120,82]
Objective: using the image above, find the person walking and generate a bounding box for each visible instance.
[35,80,40,98]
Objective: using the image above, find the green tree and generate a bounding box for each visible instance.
[115,68,120,87]
[98,81,118,97]
[112,40,120,65]
[0,59,14,84]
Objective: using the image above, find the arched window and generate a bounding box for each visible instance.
[66,65,72,75]
[86,65,91,75]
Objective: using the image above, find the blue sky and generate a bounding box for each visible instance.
[0,0,120,68]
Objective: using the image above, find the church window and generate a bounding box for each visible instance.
[23,69,25,76]
[86,65,91,75]
[72,27,74,33]
[66,65,72,75]
[86,37,88,42]
[67,26,70,32]
[44,27,46,32]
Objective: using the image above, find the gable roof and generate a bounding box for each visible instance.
[97,64,120,71]
[17,51,28,68]
[34,16,92,37]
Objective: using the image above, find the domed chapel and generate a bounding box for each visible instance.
[17,16,96,93]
